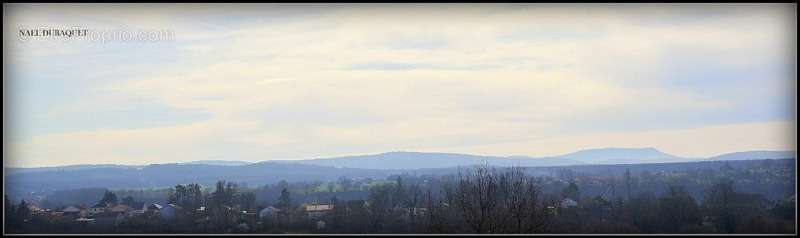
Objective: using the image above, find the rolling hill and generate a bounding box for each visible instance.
[270,151,584,169]
[709,150,795,161]
[557,147,696,164]
[6,148,795,197]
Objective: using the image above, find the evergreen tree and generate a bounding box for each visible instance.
[276,188,292,210]
[98,190,119,206]
[562,182,580,201]
[212,180,227,207]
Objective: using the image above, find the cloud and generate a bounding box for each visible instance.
[5,3,796,167]
[346,62,436,71]
[419,120,797,159]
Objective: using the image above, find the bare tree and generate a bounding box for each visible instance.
[455,166,501,233]
[454,166,547,234]
[503,167,545,233]
[366,183,395,232]
[396,177,422,232]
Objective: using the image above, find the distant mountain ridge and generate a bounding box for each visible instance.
[5,164,145,175]
[270,151,584,169]
[709,150,795,161]
[7,148,795,172]
[5,162,400,195]
[6,160,252,174]
[4,149,795,198]
[558,147,696,165]
[177,160,252,166]
[5,157,795,201]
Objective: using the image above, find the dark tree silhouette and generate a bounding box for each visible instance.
[562,182,580,201]
[658,186,701,232]
[98,190,119,206]
[704,180,737,233]
[455,166,500,233]
[276,188,292,210]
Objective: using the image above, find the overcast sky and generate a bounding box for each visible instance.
[3,3,797,167]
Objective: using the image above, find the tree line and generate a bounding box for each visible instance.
[4,165,796,234]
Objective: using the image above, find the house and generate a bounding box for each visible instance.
[560,198,578,208]
[546,205,559,216]
[26,204,45,214]
[128,202,146,211]
[130,209,145,216]
[305,204,334,220]
[62,205,84,217]
[399,207,427,218]
[258,206,280,220]
[90,203,109,214]
[109,204,133,215]
[409,207,427,216]
[144,203,163,214]
[146,203,163,211]
[127,202,146,216]
[74,217,95,224]
[400,207,428,222]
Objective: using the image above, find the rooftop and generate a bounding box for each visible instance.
[305,204,334,212]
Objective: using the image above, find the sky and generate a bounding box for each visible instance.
[3,3,797,167]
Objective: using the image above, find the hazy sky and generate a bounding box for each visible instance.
[3,3,797,167]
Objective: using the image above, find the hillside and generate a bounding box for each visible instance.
[271,151,584,169]
[709,150,795,161]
